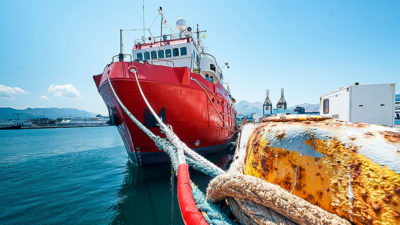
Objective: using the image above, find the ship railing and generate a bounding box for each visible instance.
[134,33,190,45]
[112,54,132,63]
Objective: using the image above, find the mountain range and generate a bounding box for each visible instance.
[234,100,319,116]
[0,107,98,120]
[1,101,319,120]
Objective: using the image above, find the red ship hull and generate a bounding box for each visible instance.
[93,61,237,166]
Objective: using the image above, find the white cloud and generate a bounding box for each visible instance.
[0,84,27,99]
[47,84,81,98]
[40,95,50,100]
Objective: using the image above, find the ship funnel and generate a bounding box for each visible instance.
[276,88,287,110]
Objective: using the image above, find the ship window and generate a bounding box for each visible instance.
[144,52,150,60]
[158,50,164,58]
[210,76,214,83]
[151,51,157,59]
[205,74,209,81]
[165,49,172,58]
[173,48,179,57]
[210,64,216,72]
[180,47,187,56]
[323,99,329,114]
[136,52,143,61]
[193,50,195,59]
[196,54,199,64]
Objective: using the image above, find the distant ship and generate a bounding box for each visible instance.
[93,8,237,166]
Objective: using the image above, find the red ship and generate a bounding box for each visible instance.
[93,12,237,166]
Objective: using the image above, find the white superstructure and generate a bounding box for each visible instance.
[131,17,224,85]
[320,83,395,126]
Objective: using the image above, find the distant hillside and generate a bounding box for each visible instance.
[234,100,319,116]
[0,107,97,120]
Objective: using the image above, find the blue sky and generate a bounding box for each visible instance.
[0,0,399,114]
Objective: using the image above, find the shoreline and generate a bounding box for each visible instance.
[0,125,111,130]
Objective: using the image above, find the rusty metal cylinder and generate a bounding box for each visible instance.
[244,115,400,225]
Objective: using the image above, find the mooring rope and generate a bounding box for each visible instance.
[104,68,233,224]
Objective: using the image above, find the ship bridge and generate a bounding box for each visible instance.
[130,18,223,85]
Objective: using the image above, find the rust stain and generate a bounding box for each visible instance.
[364,131,374,137]
[395,186,400,195]
[244,116,400,225]
[372,202,382,214]
[354,122,367,128]
[381,131,400,143]
[394,211,400,219]
[275,130,286,140]
[262,115,331,123]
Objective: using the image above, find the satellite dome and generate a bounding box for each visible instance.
[176,18,187,32]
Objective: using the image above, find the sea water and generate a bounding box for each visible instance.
[0,127,232,225]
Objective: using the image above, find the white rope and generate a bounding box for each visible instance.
[131,69,224,173]
[131,68,186,165]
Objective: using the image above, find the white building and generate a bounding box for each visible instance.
[0,120,32,128]
[320,83,395,126]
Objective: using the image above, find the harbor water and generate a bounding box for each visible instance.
[0,127,233,225]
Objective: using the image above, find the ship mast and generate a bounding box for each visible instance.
[197,24,200,47]
[142,0,145,41]
[158,7,163,39]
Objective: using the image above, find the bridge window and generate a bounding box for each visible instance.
[173,48,179,57]
[136,52,143,61]
[180,47,187,56]
[151,51,157,59]
[210,64,216,72]
[144,52,150,60]
[165,49,172,58]
[158,50,164,58]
